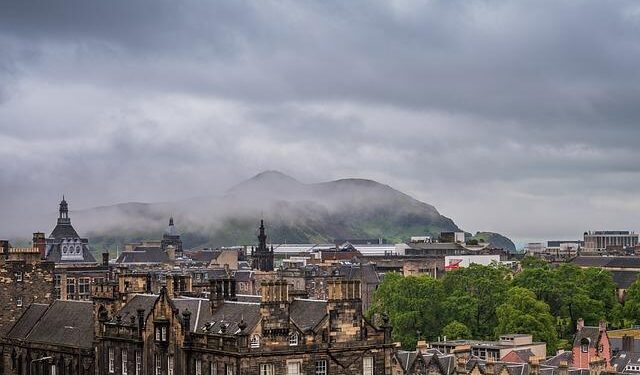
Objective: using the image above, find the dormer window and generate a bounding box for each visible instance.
[581,338,590,353]
[154,319,169,345]
[289,332,299,346]
[15,272,22,282]
[250,334,260,348]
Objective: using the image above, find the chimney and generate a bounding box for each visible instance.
[327,279,363,343]
[558,361,569,375]
[102,252,109,267]
[577,318,585,332]
[136,308,145,337]
[260,280,291,336]
[210,279,224,310]
[32,233,46,259]
[145,273,152,293]
[485,358,495,375]
[622,335,634,353]
[599,320,607,332]
[529,357,540,375]
[589,357,605,375]
[455,356,467,375]
[0,240,9,259]
[182,310,192,343]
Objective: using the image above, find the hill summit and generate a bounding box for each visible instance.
[72,171,514,251]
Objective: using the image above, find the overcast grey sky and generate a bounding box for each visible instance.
[1,0,639,243]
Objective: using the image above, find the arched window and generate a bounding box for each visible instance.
[76,246,81,254]
[249,334,260,348]
[289,332,299,346]
[581,338,590,353]
[62,246,67,254]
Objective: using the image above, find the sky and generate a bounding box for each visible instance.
[1,0,639,244]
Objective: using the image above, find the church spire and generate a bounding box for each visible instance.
[253,219,274,271]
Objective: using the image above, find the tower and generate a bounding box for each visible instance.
[252,220,274,271]
[161,216,183,258]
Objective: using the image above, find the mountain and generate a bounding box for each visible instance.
[65,171,514,252]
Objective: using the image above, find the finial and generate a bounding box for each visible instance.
[169,216,174,226]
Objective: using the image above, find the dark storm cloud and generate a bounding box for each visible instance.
[1,0,639,242]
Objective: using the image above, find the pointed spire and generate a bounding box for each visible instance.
[169,216,174,226]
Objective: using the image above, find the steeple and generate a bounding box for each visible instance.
[258,219,267,249]
[253,219,274,272]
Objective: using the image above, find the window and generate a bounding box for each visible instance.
[122,350,128,375]
[66,278,76,297]
[78,278,91,299]
[195,359,201,375]
[225,365,234,375]
[210,363,217,375]
[108,348,115,373]
[54,275,61,299]
[16,297,23,307]
[250,335,260,348]
[155,327,161,341]
[15,271,23,282]
[363,357,373,375]
[315,360,327,375]
[168,356,174,375]
[286,362,301,375]
[581,338,590,353]
[135,352,141,375]
[162,326,167,341]
[259,364,273,375]
[289,332,299,346]
[155,355,161,375]
[51,364,57,375]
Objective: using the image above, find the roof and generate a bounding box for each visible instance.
[5,304,49,339]
[333,263,380,284]
[186,250,221,263]
[573,327,601,348]
[49,222,80,239]
[611,271,640,289]
[202,300,261,335]
[572,256,640,269]
[543,351,572,367]
[502,349,536,363]
[290,299,327,331]
[7,300,94,349]
[114,294,157,322]
[44,243,97,264]
[116,246,169,264]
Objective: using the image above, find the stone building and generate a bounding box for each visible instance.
[44,198,97,266]
[1,300,95,375]
[0,244,54,335]
[94,277,394,375]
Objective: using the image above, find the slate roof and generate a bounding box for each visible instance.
[543,351,572,367]
[186,250,221,263]
[114,294,158,322]
[611,352,640,373]
[290,299,328,331]
[45,243,97,263]
[5,304,48,340]
[116,246,169,264]
[573,326,601,348]
[203,300,260,335]
[612,271,640,289]
[49,222,80,240]
[334,264,380,284]
[572,257,640,269]
[7,300,94,349]
[234,270,255,282]
[502,349,536,363]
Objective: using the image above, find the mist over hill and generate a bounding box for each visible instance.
[38,171,514,252]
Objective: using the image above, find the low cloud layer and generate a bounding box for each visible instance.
[1,0,639,243]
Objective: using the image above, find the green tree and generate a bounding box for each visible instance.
[442,264,512,338]
[623,277,640,324]
[521,256,549,269]
[442,321,472,340]
[495,287,558,355]
[369,273,445,348]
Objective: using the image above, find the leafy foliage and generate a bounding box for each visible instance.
[370,261,628,352]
